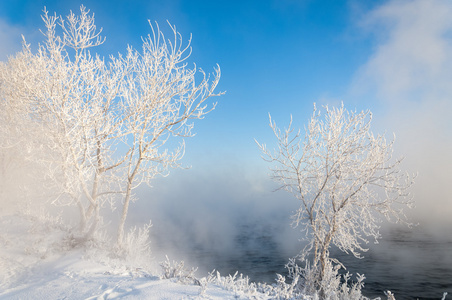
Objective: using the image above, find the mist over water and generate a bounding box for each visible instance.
[152,221,292,284]
[147,209,452,300]
[126,156,452,300]
[337,225,452,299]
[1,2,451,300]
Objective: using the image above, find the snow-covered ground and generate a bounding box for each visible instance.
[0,211,274,299]
[4,210,439,300]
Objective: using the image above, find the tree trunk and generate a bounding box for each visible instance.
[117,181,132,246]
[77,199,87,232]
[117,155,142,247]
[84,202,100,240]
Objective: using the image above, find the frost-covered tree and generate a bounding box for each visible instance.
[0,6,222,247]
[114,23,222,246]
[0,7,126,239]
[257,103,414,296]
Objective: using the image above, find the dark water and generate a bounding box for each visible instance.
[152,221,452,300]
[335,228,452,300]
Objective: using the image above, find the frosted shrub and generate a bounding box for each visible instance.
[269,273,301,299]
[203,270,301,299]
[78,222,153,275]
[207,271,257,294]
[383,291,446,300]
[200,267,369,300]
[80,227,111,250]
[286,258,368,300]
[22,210,69,234]
[114,222,152,267]
[384,291,396,300]
[287,259,317,296]
[160,255,200,285]
[18,208,89,255]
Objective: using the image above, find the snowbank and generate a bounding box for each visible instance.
[0,212,272,299]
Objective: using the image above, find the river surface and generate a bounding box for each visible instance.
[152,221,452,300]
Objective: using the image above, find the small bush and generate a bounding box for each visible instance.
[113,222,153,267]
[160,255,200,285]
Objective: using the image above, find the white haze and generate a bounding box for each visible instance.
[137,0,452,275]
[1,1,451,290]
[127,164,303,275]
[352,0,452,234]
[0,11,304,280]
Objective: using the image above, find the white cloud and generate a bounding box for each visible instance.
[356,0,452,101]
[353,0,452,227]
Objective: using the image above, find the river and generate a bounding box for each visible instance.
[151,220,452,300]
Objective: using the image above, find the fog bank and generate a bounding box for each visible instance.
[353,0,452,231]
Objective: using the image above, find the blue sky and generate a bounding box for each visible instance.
[1,0,451,233]
[0,1,377,154]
